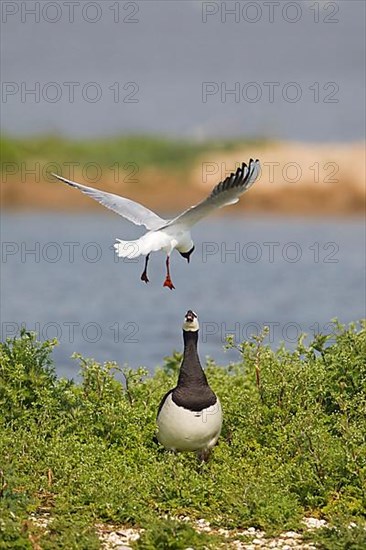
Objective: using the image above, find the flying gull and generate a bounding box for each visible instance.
[52,158,260,289]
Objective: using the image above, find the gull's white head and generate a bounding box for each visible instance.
[182,310,199,332]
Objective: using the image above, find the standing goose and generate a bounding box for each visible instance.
[157,310,222,461]
[52,158,260,289]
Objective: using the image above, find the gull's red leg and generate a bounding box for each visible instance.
[140,254,150,283]
[163,256,175,290]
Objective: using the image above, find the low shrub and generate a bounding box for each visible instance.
[0,323,365,548]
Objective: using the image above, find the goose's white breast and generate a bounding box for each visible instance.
[157,393,222,452]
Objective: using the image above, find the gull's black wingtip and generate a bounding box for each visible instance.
[241,159,256,173]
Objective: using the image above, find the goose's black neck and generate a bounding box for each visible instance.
[177,330,208,387]
[183,328,199,349]
[172,328,217,411]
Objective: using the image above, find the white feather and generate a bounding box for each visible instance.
[51,173,167,230]
[157,393,222,452]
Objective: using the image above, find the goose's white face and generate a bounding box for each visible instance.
[182,310,199,331]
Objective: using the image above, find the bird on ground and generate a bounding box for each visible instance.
[52,158,260,289]
[156,310,222,461]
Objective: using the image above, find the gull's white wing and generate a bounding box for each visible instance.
[52,174,167,230]
[165,159,260,229]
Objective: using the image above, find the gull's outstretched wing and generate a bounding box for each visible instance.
[165,159,260,229]
[52,174,167,230]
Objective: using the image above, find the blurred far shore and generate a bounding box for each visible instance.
[1,135,365,217]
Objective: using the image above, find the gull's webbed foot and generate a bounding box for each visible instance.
[163,277,175,290]
[164,256,175,289]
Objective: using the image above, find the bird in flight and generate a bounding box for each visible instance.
[52,158,260,289]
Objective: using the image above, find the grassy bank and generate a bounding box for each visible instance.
[1,134,364,216]
[0,323,365,548]
[1,134,259,171]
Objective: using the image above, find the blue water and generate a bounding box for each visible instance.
[1,1,365,141]
[1,213,365,378]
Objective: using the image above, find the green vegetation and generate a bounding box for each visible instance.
[0,323,365,548]
[0,134,266,173]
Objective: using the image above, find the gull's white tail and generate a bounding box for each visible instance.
[114,239,143,259]
[114,231,170,259]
